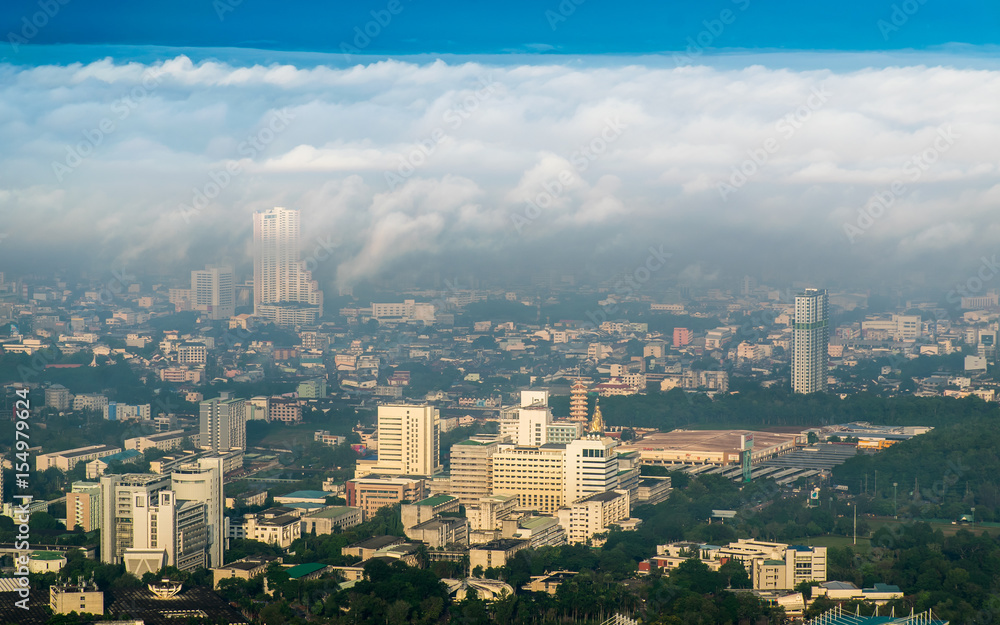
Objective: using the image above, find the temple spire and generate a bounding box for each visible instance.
[588,398,604,434]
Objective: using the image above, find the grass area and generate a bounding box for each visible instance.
[803,534,871,552]
[868,517,1000,538]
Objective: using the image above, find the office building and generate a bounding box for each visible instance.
[191,265,235,320]
[50,580,104,616]
[200,396,246,453]
[792,288,829,394]
[252,207,323,325]
[355,404,441,478]
[718,539,827,591]
[36,444,121,472]
[131,489,210,573]
[345,475,427,520]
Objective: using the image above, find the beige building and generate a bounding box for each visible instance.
[355,404,441,478]
[401,495,460,529]
[124,429,191,453]
[467,494,519,532]
[492,444,566,514]
[470,539,529,572]
[212,556,276,589]
[501,515,566,548]
[67,481,102,532]
[406,516,469,548]
[36,444,121,472]
[50,581,104,615]
[718,539,827,591]
[230,507,302,548]
[300,506,363,535]
[449,438,502,504]
[346,476,427,520]
[556,490,630,545]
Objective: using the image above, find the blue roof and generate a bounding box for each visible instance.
[101,450,142,463]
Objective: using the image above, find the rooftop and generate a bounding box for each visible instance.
[414,494,457,507]
[307,506,359,519]
[277,490,333,499]
[287,563,328,579]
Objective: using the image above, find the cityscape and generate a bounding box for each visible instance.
[1,2,999,625]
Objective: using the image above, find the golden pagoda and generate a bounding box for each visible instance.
[588,398,604,434]
[570,379,589,422]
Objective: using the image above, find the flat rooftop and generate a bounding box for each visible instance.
[308,506,359,518]
[620,430,798,453]
[414,494,457,507]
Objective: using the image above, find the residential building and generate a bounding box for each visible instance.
[252,207,323,325]
[191,265,235,320]
[298,378,327,398]
[104,402,151,421]
[125,429,190,453]
[792,289,829,394]
[268,396,302,424]
[177,342,207,365]
[200,396,246,453]
[73,394,109,412]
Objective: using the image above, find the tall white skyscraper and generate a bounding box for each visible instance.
[252,207,323,325]
[191,265,235,320]
[792,288,829,394]
[199,397,246,453]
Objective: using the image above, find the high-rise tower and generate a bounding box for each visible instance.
[252,207,323,326]
[191,265,234,320]
[792,288,829,394]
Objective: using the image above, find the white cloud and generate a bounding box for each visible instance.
[1,52,998,286]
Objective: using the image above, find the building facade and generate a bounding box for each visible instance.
[252,207,323,325]
[792,288,829,394]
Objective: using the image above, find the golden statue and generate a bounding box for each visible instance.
[588,398,604,434]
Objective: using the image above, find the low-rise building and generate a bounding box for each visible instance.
[401,494,461,529]
[522,570,577,595]
[212,556,279,589]
[125,429,191,453]
[406,516,469,548]
[346,476,427,520]
[557,490,631,544]
[229,507,303,548]
[36,444,121,472]
[300,506,363,535]
[50,580,103,615]
[469,538,529,572]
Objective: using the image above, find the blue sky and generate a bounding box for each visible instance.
[2,0,998,58]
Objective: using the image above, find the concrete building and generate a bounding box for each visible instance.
[50,580,104,616]
[406,516,469,548]
[345,476,427,520]
[563,436,620,506]
[171,457,226,569]
[200,396,246,453]
[468,494,519,532]
[298,378,327,398]
[792,288,829,394]
[131,489,210,573]
[616,430,800,467]
[356,404,441,478]
[300,506,363,535]
[231,507,302,548]
[104,402,151,421]
[36,444,121,472]
[718,539,827,591]
[212,556,277,589]
[68,481,102,532]
[253,207,323,325]
[448,438,501,505]
[177,343,208,365]
[192,265,235,320]
[125,429,191,453]
[45,384,72,410]
[371,300,435,324]
[100,473,171,566]
[501,515,566,548]
[72,393,109,412]
[469,539,529,572]
[492,444,567,514]
[401,494,460,529]
[268,396,302,424]
[557,489,630,544]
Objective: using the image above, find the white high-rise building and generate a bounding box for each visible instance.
[191,265,235,320]
[199,397,246,453]
[498,390,557,446]
[100,473,171,565]
[170,457,226,568]
[252,207,323,325]
[563,437,620,505]
[792,289,829,394]
[362,404,441,477]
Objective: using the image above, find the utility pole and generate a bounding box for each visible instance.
[853,503,857,546]
[893,482,898,519]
